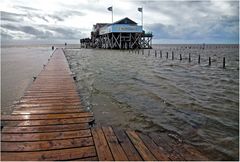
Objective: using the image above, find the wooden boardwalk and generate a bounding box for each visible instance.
[1,48,208,161]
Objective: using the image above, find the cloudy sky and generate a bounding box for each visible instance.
[1,0,239,44]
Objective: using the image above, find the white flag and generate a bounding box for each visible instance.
[138,7,142,12]
[108,6,112,11]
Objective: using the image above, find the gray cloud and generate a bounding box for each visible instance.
[1,32,14,40]
[14,5,40,11]
[1,23,87,40]
[5,5,85,23]
[1,1,238,43]
[1,24,53,38]
[47,15,64,21]
[1,11,25,22]
[53,9,86,21]
[138,0,239,42]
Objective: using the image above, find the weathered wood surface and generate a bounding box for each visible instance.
[1,48,208,161]
[1,48,96,161]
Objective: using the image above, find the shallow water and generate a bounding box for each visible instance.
[1,45,52,114]
[65,44,239,160]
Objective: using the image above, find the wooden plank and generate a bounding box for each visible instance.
[91,127,114,161]
[149,133,183,160]
[1,112,93,121]
[70,156,98,161]
[15,105,82,109]
[24,92,78,95]
[22,96,80,99]
[15,103,82,108]
[2,123,89,133]
[102,127,128,160]
[12,109,84,115]
[20,98,80,102]
[17,100,81,104]
[126,130,157,161]
[113,128,142,161]
[3,117,94,127]
[2,129,91,142]
[2,137,94,151]
[137,132,170,161]
[1,146,96,161]
[182,144,208,160]
[157,133,208,160]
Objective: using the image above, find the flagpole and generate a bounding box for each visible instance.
[112,6,113,23]
[142,7,143,29]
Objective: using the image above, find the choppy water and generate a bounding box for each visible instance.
[65,44,239,160]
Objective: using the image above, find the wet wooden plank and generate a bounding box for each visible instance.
[24,91,78,95]
[3,117,94,127]
[20,98,80,101]
[91,127,114,161]
[70,156,98,161]
[182,144,209,160]
[113,128,142,161]
[15,105,82,110]
[2,137,94,152]
[2,123,89,133]
[149,133,184,160]
[156,133,208,160]
[12,109,84,115]
[1,146,96,161]
[102,127,128,161]
[15,103,82,108]
[126,130,157,161]
[1,112,93,121]
[2,129,91,142]
[22,96,80,99]
[137,132,170,161]
[17,100,81,104]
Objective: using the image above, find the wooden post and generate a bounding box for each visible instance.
[155,50,157,57]
[142,50,144,55]
[160,51,162,58]
[223,57,226,68]
[188,53,191,62]
[198,55,200,64]
[172,51,174,60]
[148,50,150,56]
[180,54,182,60]
[209,57,211,66]
[166,52,168,59]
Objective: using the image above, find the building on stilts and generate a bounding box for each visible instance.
[80,17,153,49]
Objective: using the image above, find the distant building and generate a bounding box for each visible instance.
[81,17,153,49]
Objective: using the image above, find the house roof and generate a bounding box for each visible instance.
[113,17,137,25]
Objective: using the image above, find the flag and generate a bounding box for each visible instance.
[138,7,142,12]
[107,6,112,11]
